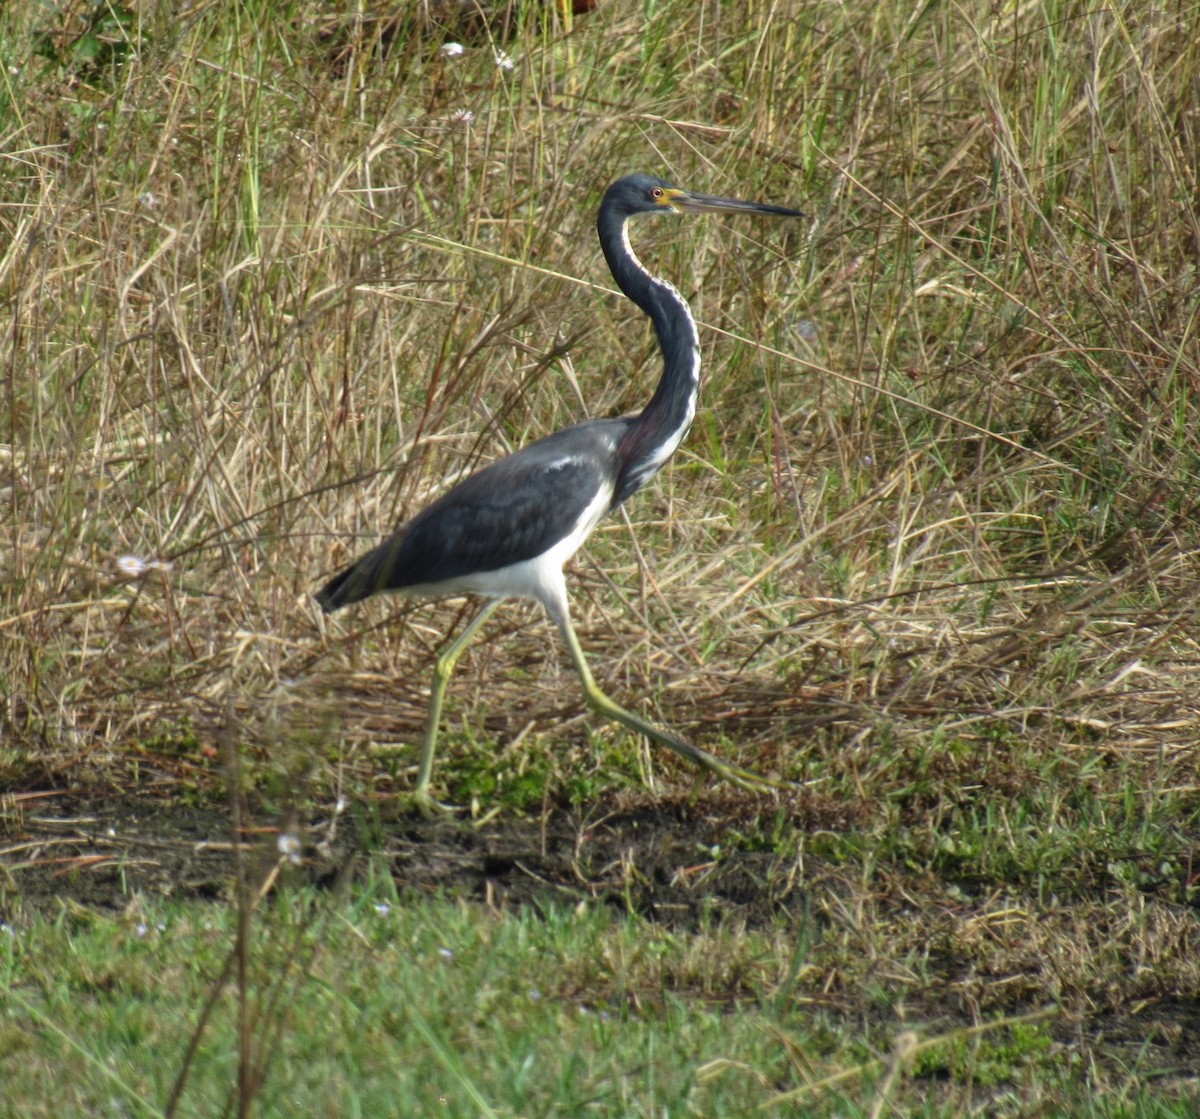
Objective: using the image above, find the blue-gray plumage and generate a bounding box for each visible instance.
[317,174,803,808]
[318,421,623,604]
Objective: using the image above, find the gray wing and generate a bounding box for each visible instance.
[317,419,626,611]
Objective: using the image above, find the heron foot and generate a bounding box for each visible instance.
[409,785,462,818]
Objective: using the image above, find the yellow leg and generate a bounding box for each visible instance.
[545,591,781,794]
[415,599,502,810]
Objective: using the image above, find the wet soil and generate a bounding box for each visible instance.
[3,787,824,926]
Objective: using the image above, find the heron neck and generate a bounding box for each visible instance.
[600,213,701,505]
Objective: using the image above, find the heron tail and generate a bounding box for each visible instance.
[314,564,359,613]
[315,526,410,612]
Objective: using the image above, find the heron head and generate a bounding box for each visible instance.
[603,174,804,220]
[602,174,687,217]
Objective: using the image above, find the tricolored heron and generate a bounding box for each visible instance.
[317,173,802,807]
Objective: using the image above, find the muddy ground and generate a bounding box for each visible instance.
[4,786,840,925]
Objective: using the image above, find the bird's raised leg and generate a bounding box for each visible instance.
[542,587,780,794]
[415,598,502,810]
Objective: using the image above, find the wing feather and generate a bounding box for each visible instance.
[317,420,626,611]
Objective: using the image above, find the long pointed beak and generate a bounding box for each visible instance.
[667,188,804,218]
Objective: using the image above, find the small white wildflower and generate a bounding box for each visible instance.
[139,191,157,210]
[494,50,515,71]
[374,902,391,917]
[136,923,149,938]
[277,833,302,865]
[439,946,454,960]
[117,555,173,577]
[440,42,465,58]
[450,108,474,125]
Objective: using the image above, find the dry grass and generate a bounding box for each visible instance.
[3,0,1200,848]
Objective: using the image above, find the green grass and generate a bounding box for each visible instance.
[4,0,1200,1113]
[1,881,1193,1118]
